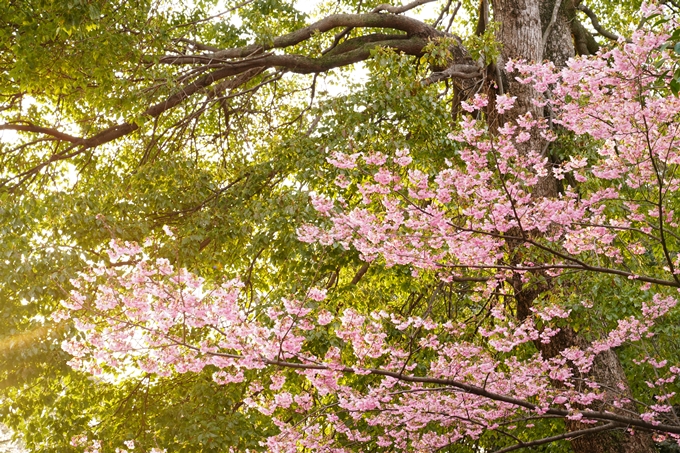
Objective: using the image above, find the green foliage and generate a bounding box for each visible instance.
[0,0,676,451]
[0,2,454,447]
[464,21,502,65]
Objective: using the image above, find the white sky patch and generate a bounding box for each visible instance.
[0,129,19,144]
[413,1,442,19]
[294,0,319,15]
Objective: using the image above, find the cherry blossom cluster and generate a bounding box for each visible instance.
[58,237,680,450]
[301,97,622,275]
[295,9,680,447]
[56,7,680,452]
[301,17,680,288]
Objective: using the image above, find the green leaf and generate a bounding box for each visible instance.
[670,78,680,96]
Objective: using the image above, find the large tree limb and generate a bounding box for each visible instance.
[160,13,445,64]
[0,123,85,144]
[421,63,482,86]
[570,18,600,55]
[324,33,408,56]
[13,37,430,147]
[323,0,439,54]
[1,12,478,190]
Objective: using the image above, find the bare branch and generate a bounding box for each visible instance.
[446,2,462,33]
[0,123,85,144]
[168,0,256,32]
[323,33,408,56]
[662,0,680,9]
[192,13,443,62]
[577,4,631,43]
[542,0,563,50]
[174,38,222,53]
[373,0,438,14]
[571,17,600,55]
[434,0,454,28]
[350,262,370,285]
[323,0,438,54]
[209,66,267,97]
[643,115,680,286]
[441,260,679,288]
[492,423,621,453]
[421,63,482,86]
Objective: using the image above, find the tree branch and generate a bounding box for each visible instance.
[174,37,222,53]
[175,13,444,63]
[2,12,476,190]
[446,2,462,33]
[542,0,563,50]
[577,4,630,43]
[571,18,600,55]
[373,0,438,14]
[350,262,370,285]
[324,33,408,56]
[434,0,455,28]
[193,349,680,436]
[421,63,482,86]
[491,423,621,453]
[0,123,85,144]
[323,0,438,55]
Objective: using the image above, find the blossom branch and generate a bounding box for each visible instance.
[643,115,680,286]
[491,423,621,453]
[111,335,680,436]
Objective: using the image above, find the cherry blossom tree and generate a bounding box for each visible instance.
[54,8,680,452]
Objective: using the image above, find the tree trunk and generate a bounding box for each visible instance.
[495,0,656,451]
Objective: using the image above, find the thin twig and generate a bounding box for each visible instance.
[168,0,256,31]
[542,0,563,51]
[434,0,454,28]
[446,2,462,33]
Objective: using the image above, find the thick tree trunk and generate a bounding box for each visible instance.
[495,0,656,451]
[493,0,555,198]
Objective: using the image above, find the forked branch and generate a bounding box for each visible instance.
[1,10,479,191]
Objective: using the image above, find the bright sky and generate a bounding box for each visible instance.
[294,0,443,19]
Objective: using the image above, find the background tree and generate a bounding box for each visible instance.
[0,0,677,452]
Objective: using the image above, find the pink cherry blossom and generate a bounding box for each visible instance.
[58,13,680,452]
